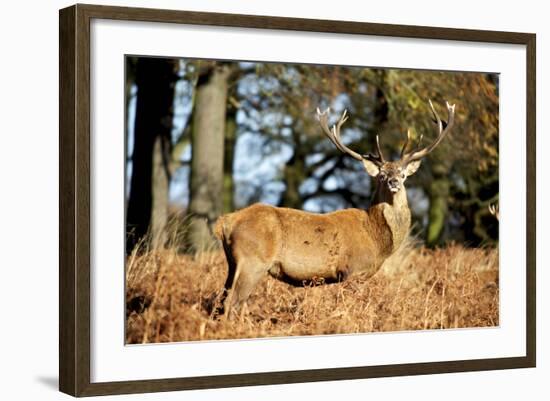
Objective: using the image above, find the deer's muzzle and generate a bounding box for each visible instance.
[388,178,401,192]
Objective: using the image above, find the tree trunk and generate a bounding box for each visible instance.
[373,77,389,128]
[188,64,231,252]
[223,107,237,213]
[150,135,170,248]
[426,166,450,247]
[126,58,175,254]
[281,151,306,209]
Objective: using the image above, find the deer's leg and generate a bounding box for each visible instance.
[224,260,265,319]
[220,246,237,300]
[220,262,236,304]
[211,239,237,318]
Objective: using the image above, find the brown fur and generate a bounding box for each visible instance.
[214,173,412,317]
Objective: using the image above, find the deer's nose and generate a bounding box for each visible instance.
[389,178,399,187]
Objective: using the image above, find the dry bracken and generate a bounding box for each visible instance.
[125,239,498,344]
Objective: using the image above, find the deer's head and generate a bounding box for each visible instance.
[317,100,455,197]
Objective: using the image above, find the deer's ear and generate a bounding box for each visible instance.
[362,159,380,177]
[405,160,422,176]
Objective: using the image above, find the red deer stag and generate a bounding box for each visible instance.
[214,100,456,317]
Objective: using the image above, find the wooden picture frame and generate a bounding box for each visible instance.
[59,3,536,397]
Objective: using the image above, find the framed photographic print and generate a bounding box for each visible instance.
[59,3,536,397]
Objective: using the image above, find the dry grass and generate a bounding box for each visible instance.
[125,238,499,344]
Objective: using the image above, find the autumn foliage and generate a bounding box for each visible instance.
[126,239,498,344]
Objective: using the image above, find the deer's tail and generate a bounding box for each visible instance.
[213,214,232,244]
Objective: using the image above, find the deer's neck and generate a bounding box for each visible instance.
[370,185,411,252]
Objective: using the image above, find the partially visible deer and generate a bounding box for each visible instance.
[488,203,499,220]
[214,100,456,317]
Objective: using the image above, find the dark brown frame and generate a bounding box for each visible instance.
[59,3,536,397]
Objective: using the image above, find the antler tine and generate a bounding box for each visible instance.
[488,203,499,220]
[316,107,363,162]
[330,110,351,151]
[429,99,444,136]
[400,129,411,159]
[363,134,386,165]
[376,135,385,162]
[401,100,456,164]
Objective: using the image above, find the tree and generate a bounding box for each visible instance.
[132,59,499,251]
[223,103,237,213]
[188,63,232,251]
[378,70,499,245]
[126,57,176,253]
[232,64,499,245]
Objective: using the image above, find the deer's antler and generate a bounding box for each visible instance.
[488,203,499,221]
[316,107,386,166]
[401,100,456,165]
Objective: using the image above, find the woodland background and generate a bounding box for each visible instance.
[125,56,499,253]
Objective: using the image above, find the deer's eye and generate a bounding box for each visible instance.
[379,173,387,181]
